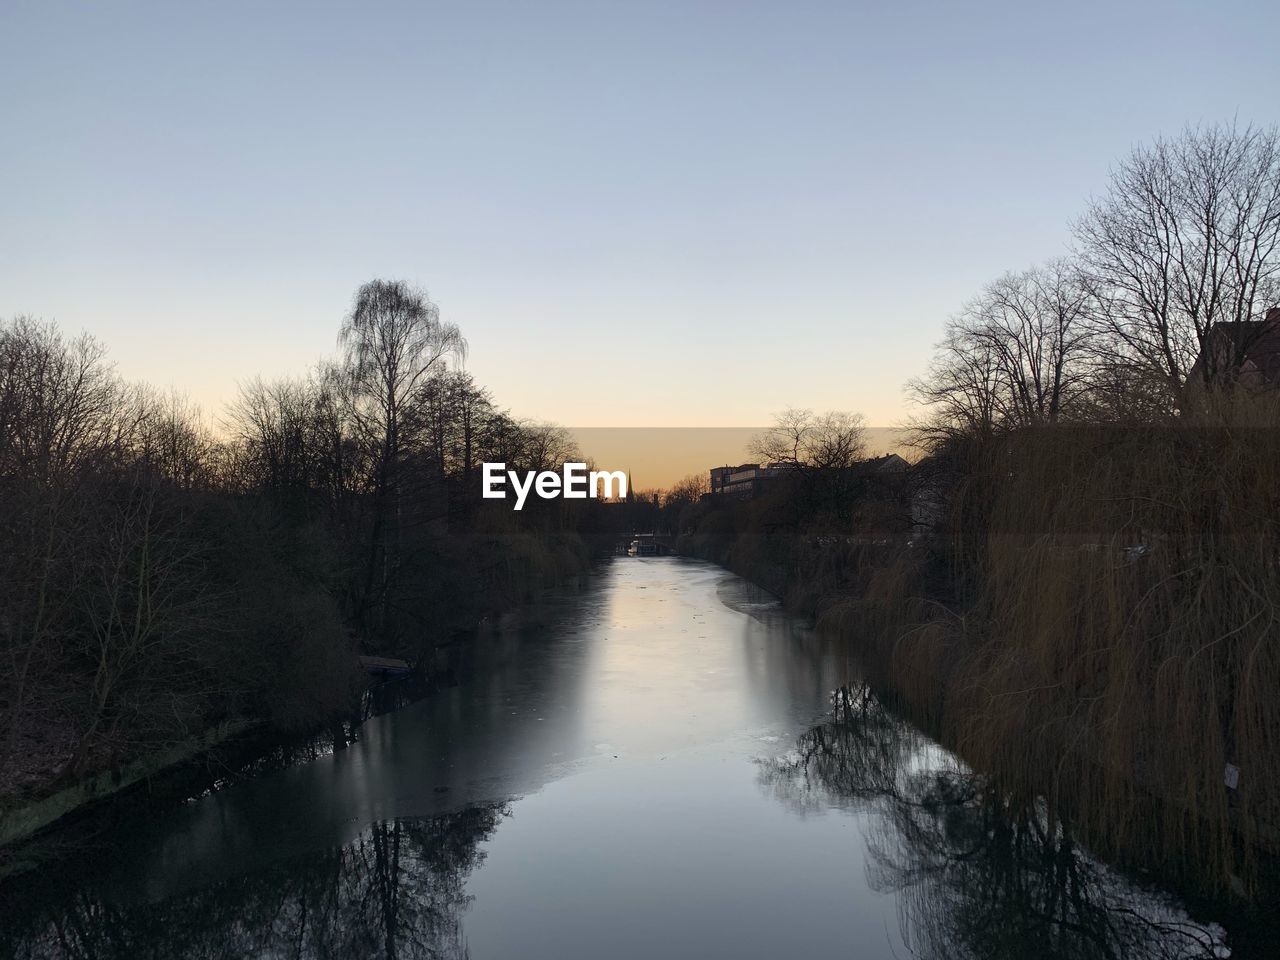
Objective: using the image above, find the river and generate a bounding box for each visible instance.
[0,557,1243,958]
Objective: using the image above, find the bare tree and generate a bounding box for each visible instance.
[909,328,1004,449]
[1075,122,1280,405]
[339,280,466,626]
[419,370,495,482]
[663,472,709,507]
[227,376,320,499]
[73,479,222,771]
[751,409,870,522]
[515,421,581,474]
[130,388,218,492]
[979,261,1095,424]
[910,261,1096,447]
[752,408,868,472]
[0,318,126,772]
[0,317,125,484]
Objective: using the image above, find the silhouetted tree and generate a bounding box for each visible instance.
[339,280,466,632]
[910,261,1094,448]
[751,408,867,472]
[1075,122,1280,408]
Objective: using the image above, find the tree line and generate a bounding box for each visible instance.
[0,280,602,802]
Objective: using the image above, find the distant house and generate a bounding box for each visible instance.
[708,462,785,499]
[1188,306,1280,389]
[708,454,910,500]
[846,453,909,478]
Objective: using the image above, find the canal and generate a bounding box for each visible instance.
[0,558,1239,958]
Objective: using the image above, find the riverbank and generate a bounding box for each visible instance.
[0,303,624,877]
[678,524,1280,904]
[0,532,601,875]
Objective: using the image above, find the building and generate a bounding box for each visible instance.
[708,462,786,499]
[1187,306,1280,389]
[708,454,909,500]
[847,453,909,478]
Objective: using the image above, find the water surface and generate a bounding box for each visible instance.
[1,558,1234,958]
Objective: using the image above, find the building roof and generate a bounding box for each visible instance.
[848,453,909,476]
[1189,307,1280,387]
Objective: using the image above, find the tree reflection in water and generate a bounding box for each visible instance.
[1,803,509,960]
[759,686,1229,960]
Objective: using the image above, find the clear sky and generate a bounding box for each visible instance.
[3,1,1277,429]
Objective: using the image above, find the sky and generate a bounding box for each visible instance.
[3,0,1278,435]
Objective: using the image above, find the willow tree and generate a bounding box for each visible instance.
[339,280,466,632]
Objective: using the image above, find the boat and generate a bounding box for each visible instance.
[627,535,660,557]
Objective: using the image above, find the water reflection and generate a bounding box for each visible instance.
[760,686,1229,959]
[0,560,1252,959]
[2,804,508,960]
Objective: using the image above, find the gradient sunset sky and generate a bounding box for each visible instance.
[3,0,1278,433]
